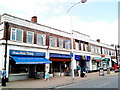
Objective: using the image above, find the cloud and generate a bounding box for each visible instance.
[0,0,117,45]
[40,15,118,45]
[87,0,118,2]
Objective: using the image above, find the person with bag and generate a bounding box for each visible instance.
[1,68,7,86]
[44,71,50,81]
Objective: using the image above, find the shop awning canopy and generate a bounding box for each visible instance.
[11,56,52,64]
[93,57,102,60]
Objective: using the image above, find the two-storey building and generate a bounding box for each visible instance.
[0,13,118,81]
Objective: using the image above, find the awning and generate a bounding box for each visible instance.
[11,56,52,64]
[92,57,102,61]
[103,58,109,61]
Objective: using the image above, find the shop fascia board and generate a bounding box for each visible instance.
[49,50,71,55]
[74,50,91,54]
[2,40,48,49]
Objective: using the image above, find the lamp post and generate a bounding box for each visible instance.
[4,22,9,69]
[115,45,120,66]
[67,0,87,80]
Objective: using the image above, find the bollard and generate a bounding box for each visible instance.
[107,67,110,74]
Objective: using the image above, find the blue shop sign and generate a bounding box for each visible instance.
[50,53,71,59]
[10,50,45,57]
[86,56,91,61]
[75,55,81,60]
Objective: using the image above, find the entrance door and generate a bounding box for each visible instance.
[28,64,36,78]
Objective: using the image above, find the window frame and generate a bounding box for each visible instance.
[59,38,63,48]
[37,33,46,46]
[26,31,34,44]
[10,27,23,42]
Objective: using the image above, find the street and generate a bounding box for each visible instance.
[57,73,119,88]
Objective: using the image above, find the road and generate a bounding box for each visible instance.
[57,73,119,88]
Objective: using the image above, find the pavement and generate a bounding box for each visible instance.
[0,71,118,88]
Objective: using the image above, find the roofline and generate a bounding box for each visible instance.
[2,13,71,34]
[73,30,90,37]
[90,39,114,47]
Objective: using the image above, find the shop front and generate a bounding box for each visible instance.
[111,56,117,67]
[92,57,102,70]
[102,58,110,70]
[75,55,91,71]
[9,50,52,81]
[49,53,71,76]
[101,55,111,70]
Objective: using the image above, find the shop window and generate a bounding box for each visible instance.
[11,28,23,42]
[49,36,57,47]
[36,64,45,72]
[65,40,70,49]
[9,57,28,74]
[27,31,34,44]
[37,33,46,45]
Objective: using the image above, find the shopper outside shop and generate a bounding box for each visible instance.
[1,68,7,86]
[77,65,81,77]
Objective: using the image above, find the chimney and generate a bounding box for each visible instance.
[96,39,100,42]
[111,44,114,47]
[31,16,37,23]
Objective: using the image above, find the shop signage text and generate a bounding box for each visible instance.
[50,53,71,59]
[10,50,45,57]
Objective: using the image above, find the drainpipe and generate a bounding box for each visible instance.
[4,22,9,69]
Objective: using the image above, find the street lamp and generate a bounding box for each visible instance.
[67,0,87,80]
[4,22,9,69]
[67,0,87,13]
[115,45,120,66]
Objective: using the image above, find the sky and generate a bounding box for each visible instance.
[0,0,118,45]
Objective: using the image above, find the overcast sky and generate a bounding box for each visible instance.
[0,0,118,45]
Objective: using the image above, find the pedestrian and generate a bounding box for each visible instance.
[113,63,118,72]
[80,71,86,78]
[77,65,81,77]
[1,68,7,86]
[44,72,50,81]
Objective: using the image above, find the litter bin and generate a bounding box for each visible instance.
[99,68,104,76]
[107,67,110,74]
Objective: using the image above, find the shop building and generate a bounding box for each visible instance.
[0,13,72,81]
[0,13,118,81]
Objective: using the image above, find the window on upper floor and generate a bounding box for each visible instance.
[81,43,84,51]
[98,47,101,54]
[91,45,94,53]
[27,31,34,44]
[59,38,63,48]
[109,50,111,55]
[11,28,23,42]
[102,48,105,55]
[75,42,79,50]
[37,33,46,45]
[85,44,88,52]
[95,46,98,53]
[65,40,70,49]
[49,36,57,47]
